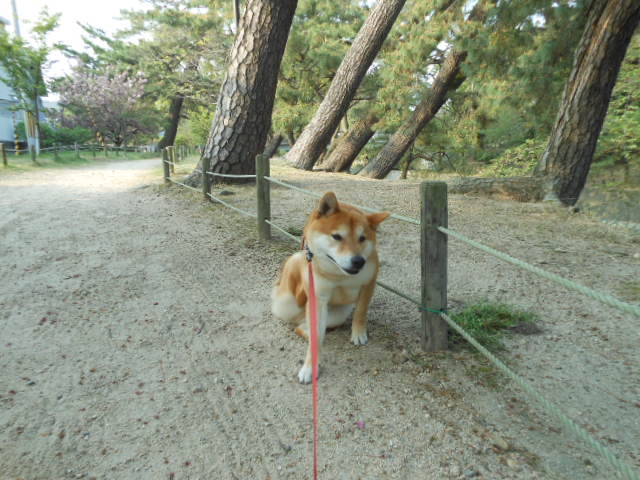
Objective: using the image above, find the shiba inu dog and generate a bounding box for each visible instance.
[271,192,390,384]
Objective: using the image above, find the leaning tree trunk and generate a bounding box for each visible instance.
[536,0,640,205]
[193,0,297,182]
[263,133,283,159]
[158,95,184,150]
[324,112,379,172]
[360,50,467,179]
[286,0,406,170]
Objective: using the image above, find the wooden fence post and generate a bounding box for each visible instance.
[169,146,175,173]
[256,154,271,240]
[1,144,7,167]
[104,145,108,157]
[54,145,60,160]
[162,148,171,184]
[92,145,96,158]
[202,154,211,201]
[75,143,79,159]
[421,181,448,351]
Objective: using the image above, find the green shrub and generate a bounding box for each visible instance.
[595,34,640,176]
[17,121,94,147]
[478,138,546,177]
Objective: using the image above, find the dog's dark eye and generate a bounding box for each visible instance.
[359,235,366,242]
[332,234,343,241]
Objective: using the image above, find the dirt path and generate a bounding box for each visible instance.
[1,159,638,480]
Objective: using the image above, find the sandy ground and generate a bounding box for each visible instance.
[0,158,638,480]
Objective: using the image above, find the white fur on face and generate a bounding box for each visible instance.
[309,227,374,274]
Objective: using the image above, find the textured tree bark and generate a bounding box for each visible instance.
[324,112,379,172]
[360,50,467,179]
[400,142,414,179]
[285,129,296,149]
[191,0,297,183]
[158,95,184,150]
[234,0,241,29]
[536,0,640,205]
[263,133,283,159]
[286,0,406,170]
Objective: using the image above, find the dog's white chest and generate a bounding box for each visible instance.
[329,286,361,306]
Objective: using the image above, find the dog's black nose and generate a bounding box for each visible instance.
[351,256,365,270]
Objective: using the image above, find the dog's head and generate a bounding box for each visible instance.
[305,192,390,276]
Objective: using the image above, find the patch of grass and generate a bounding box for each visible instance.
[449,302,538,354]
[1,149,160,175]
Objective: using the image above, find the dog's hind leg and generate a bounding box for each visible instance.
[297,304,352,339]
[294,323,309,340]
[327,304,354,329]
[271,290,303,323]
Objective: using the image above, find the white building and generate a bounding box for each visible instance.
[0,16,20,145]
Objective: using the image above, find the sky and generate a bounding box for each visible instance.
[0,0,146,99]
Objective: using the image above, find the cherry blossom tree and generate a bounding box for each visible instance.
[59,68,159,146]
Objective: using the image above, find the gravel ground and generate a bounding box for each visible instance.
[0,158,638,480]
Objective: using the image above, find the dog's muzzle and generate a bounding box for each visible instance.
[327,254,365,275]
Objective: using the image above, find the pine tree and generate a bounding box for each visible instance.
[286,0,407,170]
[272,0,367,145]
[323,112,379,172]
[199,0,297,177]
[537,0,640,205]
[360,50,467,178]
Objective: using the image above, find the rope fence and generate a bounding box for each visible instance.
[208,171,258,179]
[439,226,640,318]
[206,192,257,218]
[264,176,421,225]
[262,174,639,318]
[167,177,201,193]
[161,151,639,480]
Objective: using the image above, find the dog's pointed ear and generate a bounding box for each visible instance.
[367,212,390,230]
[317,192,339,216]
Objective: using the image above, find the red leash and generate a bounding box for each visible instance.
[307,258,320,480]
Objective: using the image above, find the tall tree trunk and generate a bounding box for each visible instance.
[234,0,241,29]
[285,129,296,149]
[286,0,406,170]
[536,0,640,205]
[194,0,297,182]
[400,141,414,179]
[360,50,467,179]
[158,95,184,150]
[324,112,379,172]
[263,133,283,159]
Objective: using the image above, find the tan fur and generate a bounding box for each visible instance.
[272,192,389,383]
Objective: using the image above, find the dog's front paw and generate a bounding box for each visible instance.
[351,330,368,346]
[298,364,312,384]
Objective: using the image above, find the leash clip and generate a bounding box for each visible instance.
[304,244,314,262]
